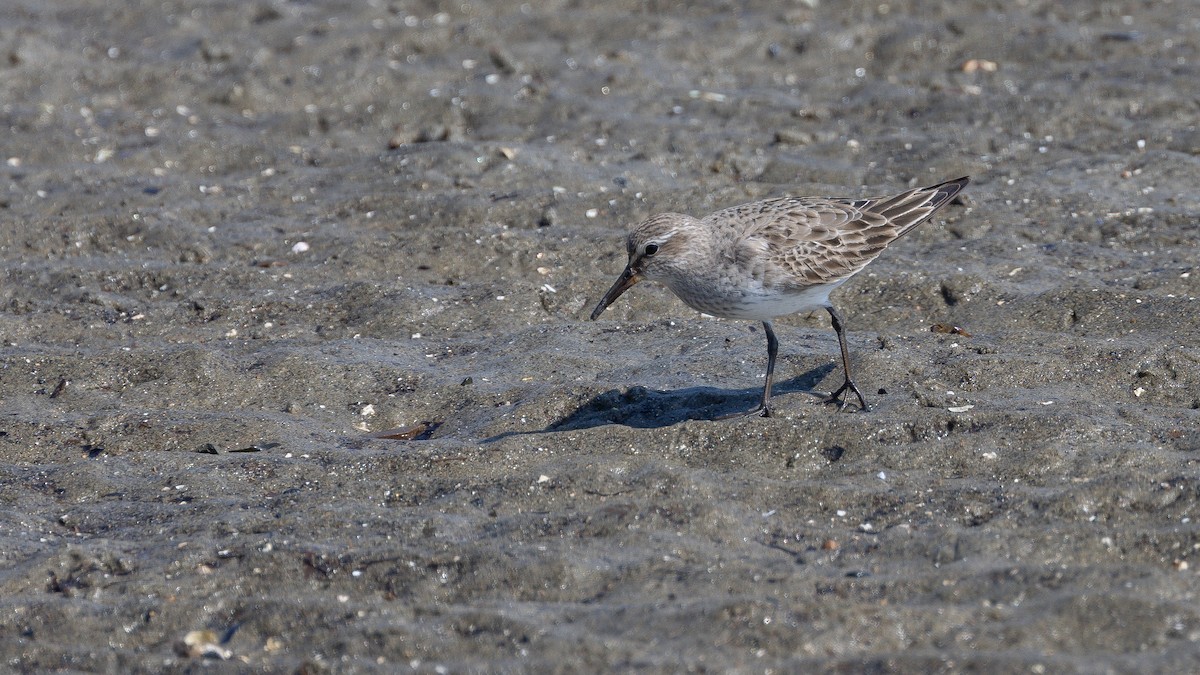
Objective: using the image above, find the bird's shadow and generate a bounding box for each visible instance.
[482,363,836,442]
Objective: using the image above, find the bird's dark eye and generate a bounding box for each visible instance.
[644,243,659,256]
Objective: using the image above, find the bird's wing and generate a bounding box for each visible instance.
[709,197,897,289]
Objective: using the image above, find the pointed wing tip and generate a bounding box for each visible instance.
[929,176,970,203]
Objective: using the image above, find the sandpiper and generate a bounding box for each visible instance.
[590,176,969,417]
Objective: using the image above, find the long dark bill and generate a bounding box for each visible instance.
[589,267,641,320]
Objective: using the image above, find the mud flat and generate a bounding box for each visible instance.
[2,0,1198,671]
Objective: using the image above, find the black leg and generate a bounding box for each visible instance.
[825,306,870,412]
[758,320,778,416]
[718,320,778,419]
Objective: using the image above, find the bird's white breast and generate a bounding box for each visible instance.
[665,277,845,321]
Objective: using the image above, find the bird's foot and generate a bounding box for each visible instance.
[824,380,870,412]
[716,402,773,420]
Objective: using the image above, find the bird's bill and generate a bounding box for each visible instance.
[590,267,641,320]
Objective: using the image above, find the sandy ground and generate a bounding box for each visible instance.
[2,0,1200,671]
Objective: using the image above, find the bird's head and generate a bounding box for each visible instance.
[590,213,698,320]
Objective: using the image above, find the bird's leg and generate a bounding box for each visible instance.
[825,306,870,412]
[718,320,778,419]
[755,320,779,416]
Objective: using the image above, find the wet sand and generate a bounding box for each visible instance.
[2,0,1199,671]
